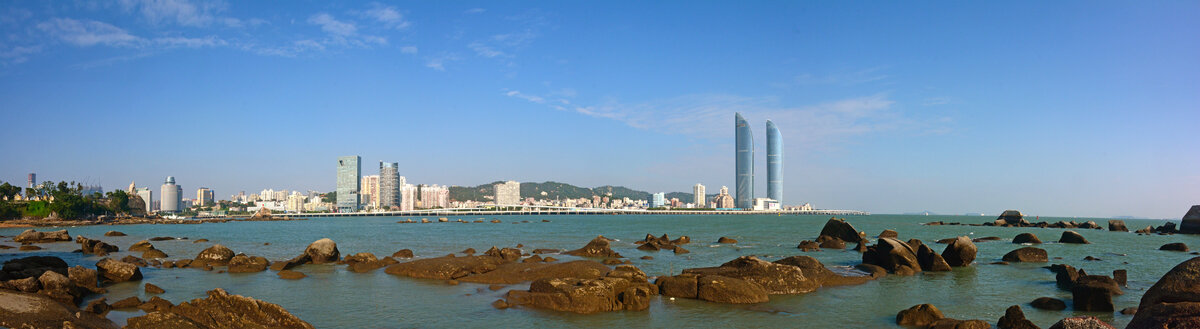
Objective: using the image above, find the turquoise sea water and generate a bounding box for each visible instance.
[2,214,1197,328]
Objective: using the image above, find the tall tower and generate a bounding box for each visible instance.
[160,176,180,213]
[766,120,783,204]
[27,173,35,188]
[336,156,361,213]
[379,162,400,209]
[734,113,754,209]
[693,183,706,208]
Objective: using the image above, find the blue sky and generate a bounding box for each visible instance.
[1,1,1197,218]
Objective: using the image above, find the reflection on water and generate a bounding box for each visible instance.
[2,215,1195,328]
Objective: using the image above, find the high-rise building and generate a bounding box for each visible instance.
[693,183,706,208]
[336,156,361,213]
[27,173,35,188]
[766,120,783,205]
[196,187,214,206]
[360,175,380,208]
[379,162,400,210]
[135,188,152,213]
[735,113,754,209]
[286,192,307,213]
[160,176,181,213]
[418,184,449,209]
[400,184,416,211]
[494,181,521,205]
[651,192,666,208]
[713,186,735,209]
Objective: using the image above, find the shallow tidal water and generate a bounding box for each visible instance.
[3,214,1197,328]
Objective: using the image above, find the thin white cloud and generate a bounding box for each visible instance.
[0,45,42,65]
[308,13,356,37]
[465,8,486,14]
[505,90,545,103]
[118,0,232,27]
[153,35,226,48]
[363,4,410,29]
[424,53,460,71]
[468,42,504,58]
[37,18,142,47]
[923,96,951,106]
[400,46,417,54]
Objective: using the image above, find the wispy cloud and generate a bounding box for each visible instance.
[468,42,505,58]
[309,13,357,37]
[425,52,460,71]
[923,96,951,106]
[307,13,386,48]
[506,89,936,148]
[37,18,142,47]
[117,0,238,27]
[153,35,226,48]
[0,45,41,65]
[400,46,418,54]
[362,3,410,30]
[791,67,889,86]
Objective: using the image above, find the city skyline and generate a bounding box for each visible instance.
[0,1,1196,218]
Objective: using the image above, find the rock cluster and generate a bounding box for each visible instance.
[655,255,879,305]
[862,237,972,274]
[563,236,622,258]
[818,217,867,244]
[635,234,690,253]
[13,229,71,243]
[124,288,314,329]
[76,236,119,256]
[1049,264,1123,312]
[504,265,658,313]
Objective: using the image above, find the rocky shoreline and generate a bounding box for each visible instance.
[0,215,307,228]
[1,212,1198,328]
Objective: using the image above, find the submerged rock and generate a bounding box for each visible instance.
[505,276,656,313]
[1002,247,1048,263]
[896,304,944,327]
[1160,242,1189,252]
[1013,233,1042,244]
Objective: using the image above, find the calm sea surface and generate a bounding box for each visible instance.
[3,214,1197,328]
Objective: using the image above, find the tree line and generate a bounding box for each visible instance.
[0,180,141,220]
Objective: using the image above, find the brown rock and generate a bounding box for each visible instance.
[816,235,846,249]
[125,288,314,329]
[863,237,922,274]
[682,256,818,295]
[145,283,165,294]
[458,260,610,284]
[37,270,81,304]
[563,236,622,258]
[492,299,509,309]
[1002,247,1048,262]
[103,231,126,236]
[384,255,507,280]
[941,236,977,267]
[303,238,340,264]
[17,245,41,251]
[194,244,235,266]
[0,290,117,329]
[1160,242,1189,252]
[505,277,655,313]
[1127,256,1200,329]
[916,243,953,272]
[1013,233,1042,244]
[67,265,102,293]
[717,237,738,244]
[1108,220,1128,232]
[142,249,168,259]
[879,229,899,238]
[95,258,142,282]
[1059,231,1090,244]
[227,254,270,273]
[13,229,71,243]
[655,273,699,299]
[896,303,945,327]
[137,296,173,312]
[819,217,866,244]
[84,297,111,316]
[1121,307,1137,315]
[111,296,142,309]
[1072,275,1122,312]
[76,236,119,256]
[484,246,522,261]
[998,305,1041,329]
[392,249,414,258]
[277,270,306,280]
[1048,316,1115,329]
[797,240,820,251]
[696,275,769,304]
[1032,297,1067,310]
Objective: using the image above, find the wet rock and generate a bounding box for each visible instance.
[671,236,691,245]
[0,290,117,329]
[121,255,148,267]
[929,318,991,329]
[1013,233,1042,244]
[522,255,544,263]
[1032,297,1067,310]
[84,297,111,316]
[95,258,142,282]
[656,273,699,299]
[1108,220,1128,232]
[75,236,119,256]
[819,217,866,244]
[1113,269,1127,286]
[774,255,878,286]
[484,246,522,262]
[682,256,818,295]
[797,240,820,251]
[103,231,125,237]
[458,260,610,284]
[696,275,769,304]
[1051,264,1080,290]
[640,256,653,260]
[142,249,168,259]
[563,236,622,258]
[1002,247,1048,263]
[1135,226,1154,234]
[67,265,102,293]
[972,236,1002,242]
[37,270,82,304]
[13,229,70,243]
[137,296,173,313]
[111,296,143,309]
[1,277,39,293]
[2,256,67,280]
[998,305,1041,329]
[129,240,154,252]
[277,270,306,280]
[543,257,558,262]
[194,244,235,266]
[148,236,178,241]
[1048,316,1115,329]
[816,235,845,249]
[896,303,945,327]
[124,288,314,329]
[1084,256,1102,261]
[145,283,164,294]
[392,249,414,258]
[1160,242,1189,252]
[1127,256,1200,328]
[1059,231,1090,244]
[916,243,953,272]
[862,237,922,275]
[879,229,899,239]
[532,249,560,254]
[717,237,738,244]
[853,242,867,252]
[228,254,270,273]
[505,277,655,313]
[385,255,507,280]
[941,236,977,267]
[1072,275,1121,312]
[673,246,690,254]
[192,238,209,243]
[492,299,509,309]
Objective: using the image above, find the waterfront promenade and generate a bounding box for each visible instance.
[264,207,870,218]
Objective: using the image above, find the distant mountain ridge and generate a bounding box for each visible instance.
[447,181,713,203]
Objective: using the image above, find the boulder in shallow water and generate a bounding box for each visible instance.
[95,258,142,282]
[2,256,67,280]
[1160,242,1189,252]
[1013,233,1042,244]
[1058,231,1090,244]
[277,270,306,280]
[142,249,168,259]
[816,235,845,249]
[916,244,952,272]
[1048,316,1115,329]
[103,231,126,236]
[304,238,340,264]
[1127,256,1200,329]
[563,236,622,258]
[879,229,899,239]
[998,305,1041,329]
[392,249,414,258]
[819,217,866,244]
[1032,297,1067,310]
[997,210,1025,225]
[13,229,70,243]
[227,254,270,273]
[696,275,768,304]
[862,237,922,275]
[1180,205,1200,234]
[1002,247,1048,263]
[504,277,654,313]
[941,236,977,267]
[0,290,117,329]
[129,240,154,252]
[124,288,313,329]
[194,244,235,266]
[896,303,944,327]
[1072,275,1121,312]
[385,255,507,280]
[682,256,818,295]
[458,260,610,284]
[716,237,738,244]
[1107,220,1128,232]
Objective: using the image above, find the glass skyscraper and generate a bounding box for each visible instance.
[337,156,361,213]
[379,161,400,210]
[766,120,783,204]
[735,113,754,209]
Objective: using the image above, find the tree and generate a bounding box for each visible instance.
[0,182,20,201]
[106,190,131,216]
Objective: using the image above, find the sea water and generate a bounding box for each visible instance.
[3,214,1196,328]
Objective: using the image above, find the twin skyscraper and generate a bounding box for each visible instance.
[734,113,783,209]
